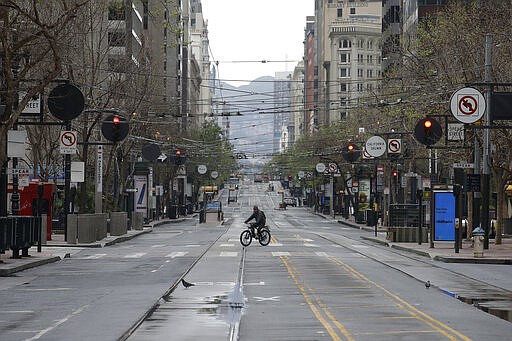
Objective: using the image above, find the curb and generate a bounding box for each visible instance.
[0,254,67,277]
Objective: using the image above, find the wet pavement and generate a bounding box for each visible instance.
[2,211,512,331]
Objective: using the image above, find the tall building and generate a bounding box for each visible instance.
[303,15,317,134]
[273,72,292,153]
[190,0,213,127]
[315,0,382,127]
[291,61,305,143]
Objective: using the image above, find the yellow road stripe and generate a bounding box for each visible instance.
[281,256,356,341]
[328,256,472,341]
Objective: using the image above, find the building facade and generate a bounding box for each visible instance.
[315,0,382,127]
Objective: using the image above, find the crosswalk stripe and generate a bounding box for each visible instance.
[124,253,147,258]
[165,251,188,258]
[220,251,238,257]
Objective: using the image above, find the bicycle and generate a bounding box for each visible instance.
[240,223,271,246]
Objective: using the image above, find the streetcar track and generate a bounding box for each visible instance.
[119,225,230,341]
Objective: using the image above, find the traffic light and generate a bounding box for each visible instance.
[414,118,442,146]
[392,170,399,183]
[101,114,129,142]
[341,143,360,162]
[172,149,186,165]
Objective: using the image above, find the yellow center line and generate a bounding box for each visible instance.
[328,256,472,341]
[280,256,355,341]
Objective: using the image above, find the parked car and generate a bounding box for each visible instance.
[283,197,297,207]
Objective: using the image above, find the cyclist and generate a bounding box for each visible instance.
[244,205,266,237]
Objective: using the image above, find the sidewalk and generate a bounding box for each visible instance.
[337,216,512,265]
[0,217,187,276]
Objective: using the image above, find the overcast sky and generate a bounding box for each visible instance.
[201,0,314,86]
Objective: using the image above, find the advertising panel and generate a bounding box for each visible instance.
[433,191,455,241]
[134,175,147,218]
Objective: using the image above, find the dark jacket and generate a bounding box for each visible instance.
[245,210,266,227]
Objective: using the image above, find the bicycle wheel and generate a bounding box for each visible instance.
[240,230,252,246]
[258,229,271,246]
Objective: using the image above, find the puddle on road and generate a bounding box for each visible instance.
[129,285,245,340]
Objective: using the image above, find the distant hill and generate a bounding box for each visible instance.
[215,77,275,161]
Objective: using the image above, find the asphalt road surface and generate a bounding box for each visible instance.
[1,180,511,340]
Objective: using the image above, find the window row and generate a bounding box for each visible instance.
[338,68,382,79]
[339,53,382,65]
[338,83,375,95]
[338,38,376,50]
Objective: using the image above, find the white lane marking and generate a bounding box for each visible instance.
[220,243,235,247]
[124,253,147,258]
[184,244,200,248]
[304,243,319,247]
[220,251,238,257]
[245,281,265,286]
[351,244,369,249]
[269,242,282,246]
[194,282,235,286]
[0,310,35,314]
[272,252,290,256]
[151,244,167,248]
[253,296,280,302]
[21,288,72,292]
[315,252,329,257]
[165,251,188,258]
[26,304,89,341]
[81,254,107,259]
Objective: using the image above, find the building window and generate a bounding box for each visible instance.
[367,55,373,64]
[358,54,364,63]
[340,83,348,92]
[339,53,350,63]
[367,40,373,49]
[357,83,363,92]
[357,69,363,78]
[357,39,364,49]
[337,8,342,17]
[340,39,351,48]
[340,68,350,78]
[350,8,356,15]
[367,69,373,78]
[108,4,125,20]
[108,31,126,46]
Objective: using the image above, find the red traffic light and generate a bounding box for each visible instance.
[414,118,442,146]
[347,144,355,151]
[176,149,181,155]
[112,116,120,125]
[393,171,398,177]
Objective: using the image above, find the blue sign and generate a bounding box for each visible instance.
[433,192,455,241]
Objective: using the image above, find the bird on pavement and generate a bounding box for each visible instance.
[425,280,431,289]
[182,278,195,288]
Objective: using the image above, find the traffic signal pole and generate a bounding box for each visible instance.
[481,34,492,249]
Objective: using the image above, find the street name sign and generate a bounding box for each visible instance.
[365,136,386,157]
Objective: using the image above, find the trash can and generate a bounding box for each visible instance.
[472,227,485,258]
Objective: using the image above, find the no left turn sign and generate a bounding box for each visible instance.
[60,131,77,154]
[450,87,486,123]
[387,139,401,154]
